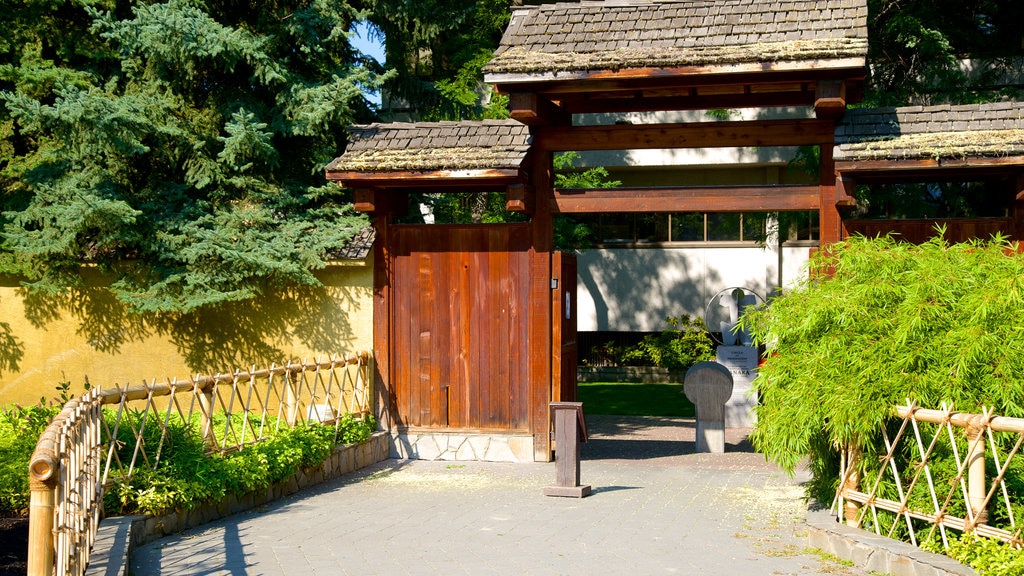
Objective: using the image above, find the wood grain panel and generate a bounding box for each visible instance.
[389,224,533,432]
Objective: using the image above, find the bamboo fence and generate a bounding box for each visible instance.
[27,352,373,576]
[836,400,1024,551]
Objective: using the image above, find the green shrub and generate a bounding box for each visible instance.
[0,404,59,513]
[740,233,1024,503]
[105,413,377,516]
[4,396,376,517]
[612,315,715,371]
[923,533,1024,575]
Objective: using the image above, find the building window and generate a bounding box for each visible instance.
[577,211,818,246]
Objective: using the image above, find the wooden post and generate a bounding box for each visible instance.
[966,418,988,526]
[284,368,300,426]
[28,433,59,576]
[818,133,843,245]
[197,382,217,448]
[544,402,591,498]
[843,442,862,526]
[373,214,396,430]
[529,146,554,462]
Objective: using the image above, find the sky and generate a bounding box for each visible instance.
[351,20,385,106]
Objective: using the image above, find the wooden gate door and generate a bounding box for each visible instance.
[552,252,578,403]
[389,224,532,431]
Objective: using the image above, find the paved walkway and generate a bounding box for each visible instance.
[131,416,874,575]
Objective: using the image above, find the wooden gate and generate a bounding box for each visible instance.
[388,224,532,430]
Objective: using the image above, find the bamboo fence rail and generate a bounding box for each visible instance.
[835,400,1024,551]
[27,352,373,576]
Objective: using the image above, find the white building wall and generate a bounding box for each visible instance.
[576,245,811,332]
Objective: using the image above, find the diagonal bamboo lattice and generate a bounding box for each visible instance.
[836,399,1024,552]
[27,353,373,576]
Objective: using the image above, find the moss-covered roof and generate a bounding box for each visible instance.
[834,102,1024,162]
[325,121,532,173]
[483,0,868,78]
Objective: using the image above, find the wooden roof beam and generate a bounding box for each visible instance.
[834,156,1024,179]
[353,188,408,215]
[562,88,817,115]
[509,93,568,126]
[814,80,847,119]
[551,185,821,213]
[506,182,535,213]
[327,168,525,191]
[490,60,866,96]
[534,119,835,152]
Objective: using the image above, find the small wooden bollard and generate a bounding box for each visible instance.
[684,362,734,453]
[544,402,591,498]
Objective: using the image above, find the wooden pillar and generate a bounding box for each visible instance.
[818,135,843,245]
[372,214,396,430]
[1014,174,1024,243]
[529,146,554,462]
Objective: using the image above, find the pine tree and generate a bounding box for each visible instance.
[0,0,386,313]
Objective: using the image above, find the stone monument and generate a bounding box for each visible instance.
[683,362,733,453]
[706,287,762,428]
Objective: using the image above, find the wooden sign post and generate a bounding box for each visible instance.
[544,402,591,498]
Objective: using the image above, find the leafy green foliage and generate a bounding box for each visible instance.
[552,151,622,251]
[103,410,377,516]
[1,390,375,516]
[366,0,510,121]
[740,234,1024,492]
[866,0,1024,104]
[1,0,383,313]
[603,315,715,372]
[923,532,1024,575]
[0,403,59,513]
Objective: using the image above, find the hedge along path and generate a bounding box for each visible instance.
[27,352,373,576]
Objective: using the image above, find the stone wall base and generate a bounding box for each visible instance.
[806,507,976,576]
[390,430,535,462]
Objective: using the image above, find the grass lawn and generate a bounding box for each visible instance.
[577,381,695,417]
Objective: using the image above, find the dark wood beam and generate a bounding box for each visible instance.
[550,185,821,213]
[353,188,376,213]
[353,188,408,214]
[533,119,835,152]
[509,93,568,126]
[835,174,857,208]
[814,80,847,119]
[835,156,1024,179]
[327,168,525,191]
[505,183,535,213]
[489,60,866,97]
[562,89,816,115]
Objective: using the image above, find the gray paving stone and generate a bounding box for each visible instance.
[131,416,888,576]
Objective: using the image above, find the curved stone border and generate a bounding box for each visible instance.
[806,507,977,576]
[85,431,390,576]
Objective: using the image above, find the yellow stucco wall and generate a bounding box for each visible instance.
[0,258,374,406]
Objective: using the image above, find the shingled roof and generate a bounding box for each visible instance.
[483,0,868,78]
[834,102,1024,163]
[325,120,532,173]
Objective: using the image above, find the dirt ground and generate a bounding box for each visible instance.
[0,515,28,576]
